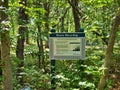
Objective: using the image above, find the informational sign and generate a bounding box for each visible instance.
[49,33,85,60]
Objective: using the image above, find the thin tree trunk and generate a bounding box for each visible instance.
[37,25,41,68]
[43,2,50,49]
[36,0,45,69]
[25,27,29,44]
[37,25,45,69]
[1,31,13,90]
[44,2,50,32]
[98,9,120,90]
[0,49,2,76]
[16,26,25,84]
[16,26,25,62]
[60,7,70,32]
[16,0,28,85]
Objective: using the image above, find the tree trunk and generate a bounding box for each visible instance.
[0,48,2,76]
[25,27,29,44]
[60,7,70,32]
[0,0,13,89]
[44,2,50,32]
[16,0,28,85]
[37,25,42,68]
[37,25,45,69]
[68,0,80,32]
[0,0,8,22]
[98,9,120,90]
[1,31,13,90]
[35,0,45,69]
[16,26,25,84]
[43,2,50,49]
[16,26,25,63]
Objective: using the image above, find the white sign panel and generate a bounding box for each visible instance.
[54,38,81,56]
[49,33,85,60]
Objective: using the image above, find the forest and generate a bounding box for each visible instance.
[0,0,120,90]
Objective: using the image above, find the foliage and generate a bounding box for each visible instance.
[13,66,50,90]
[0,0,120,89]
[54,46,104,90]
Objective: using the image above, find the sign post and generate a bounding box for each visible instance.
[50,28,56,90]
[51,59,55,89]
[49,28,85,90]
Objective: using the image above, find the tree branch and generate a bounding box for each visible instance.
[68,0,83,18]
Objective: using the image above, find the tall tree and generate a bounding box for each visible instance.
[0,0,13,89]
[16,0,28,84]
[36,0,45,69]
[44,1,50,32]
[43,1,50,49]
[68,0,82,32]
[98,8,120,90]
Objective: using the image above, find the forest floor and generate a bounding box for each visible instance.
[110,75,120,90]
[109,60,120,90]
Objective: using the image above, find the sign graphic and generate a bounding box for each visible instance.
[49,33,85,60]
